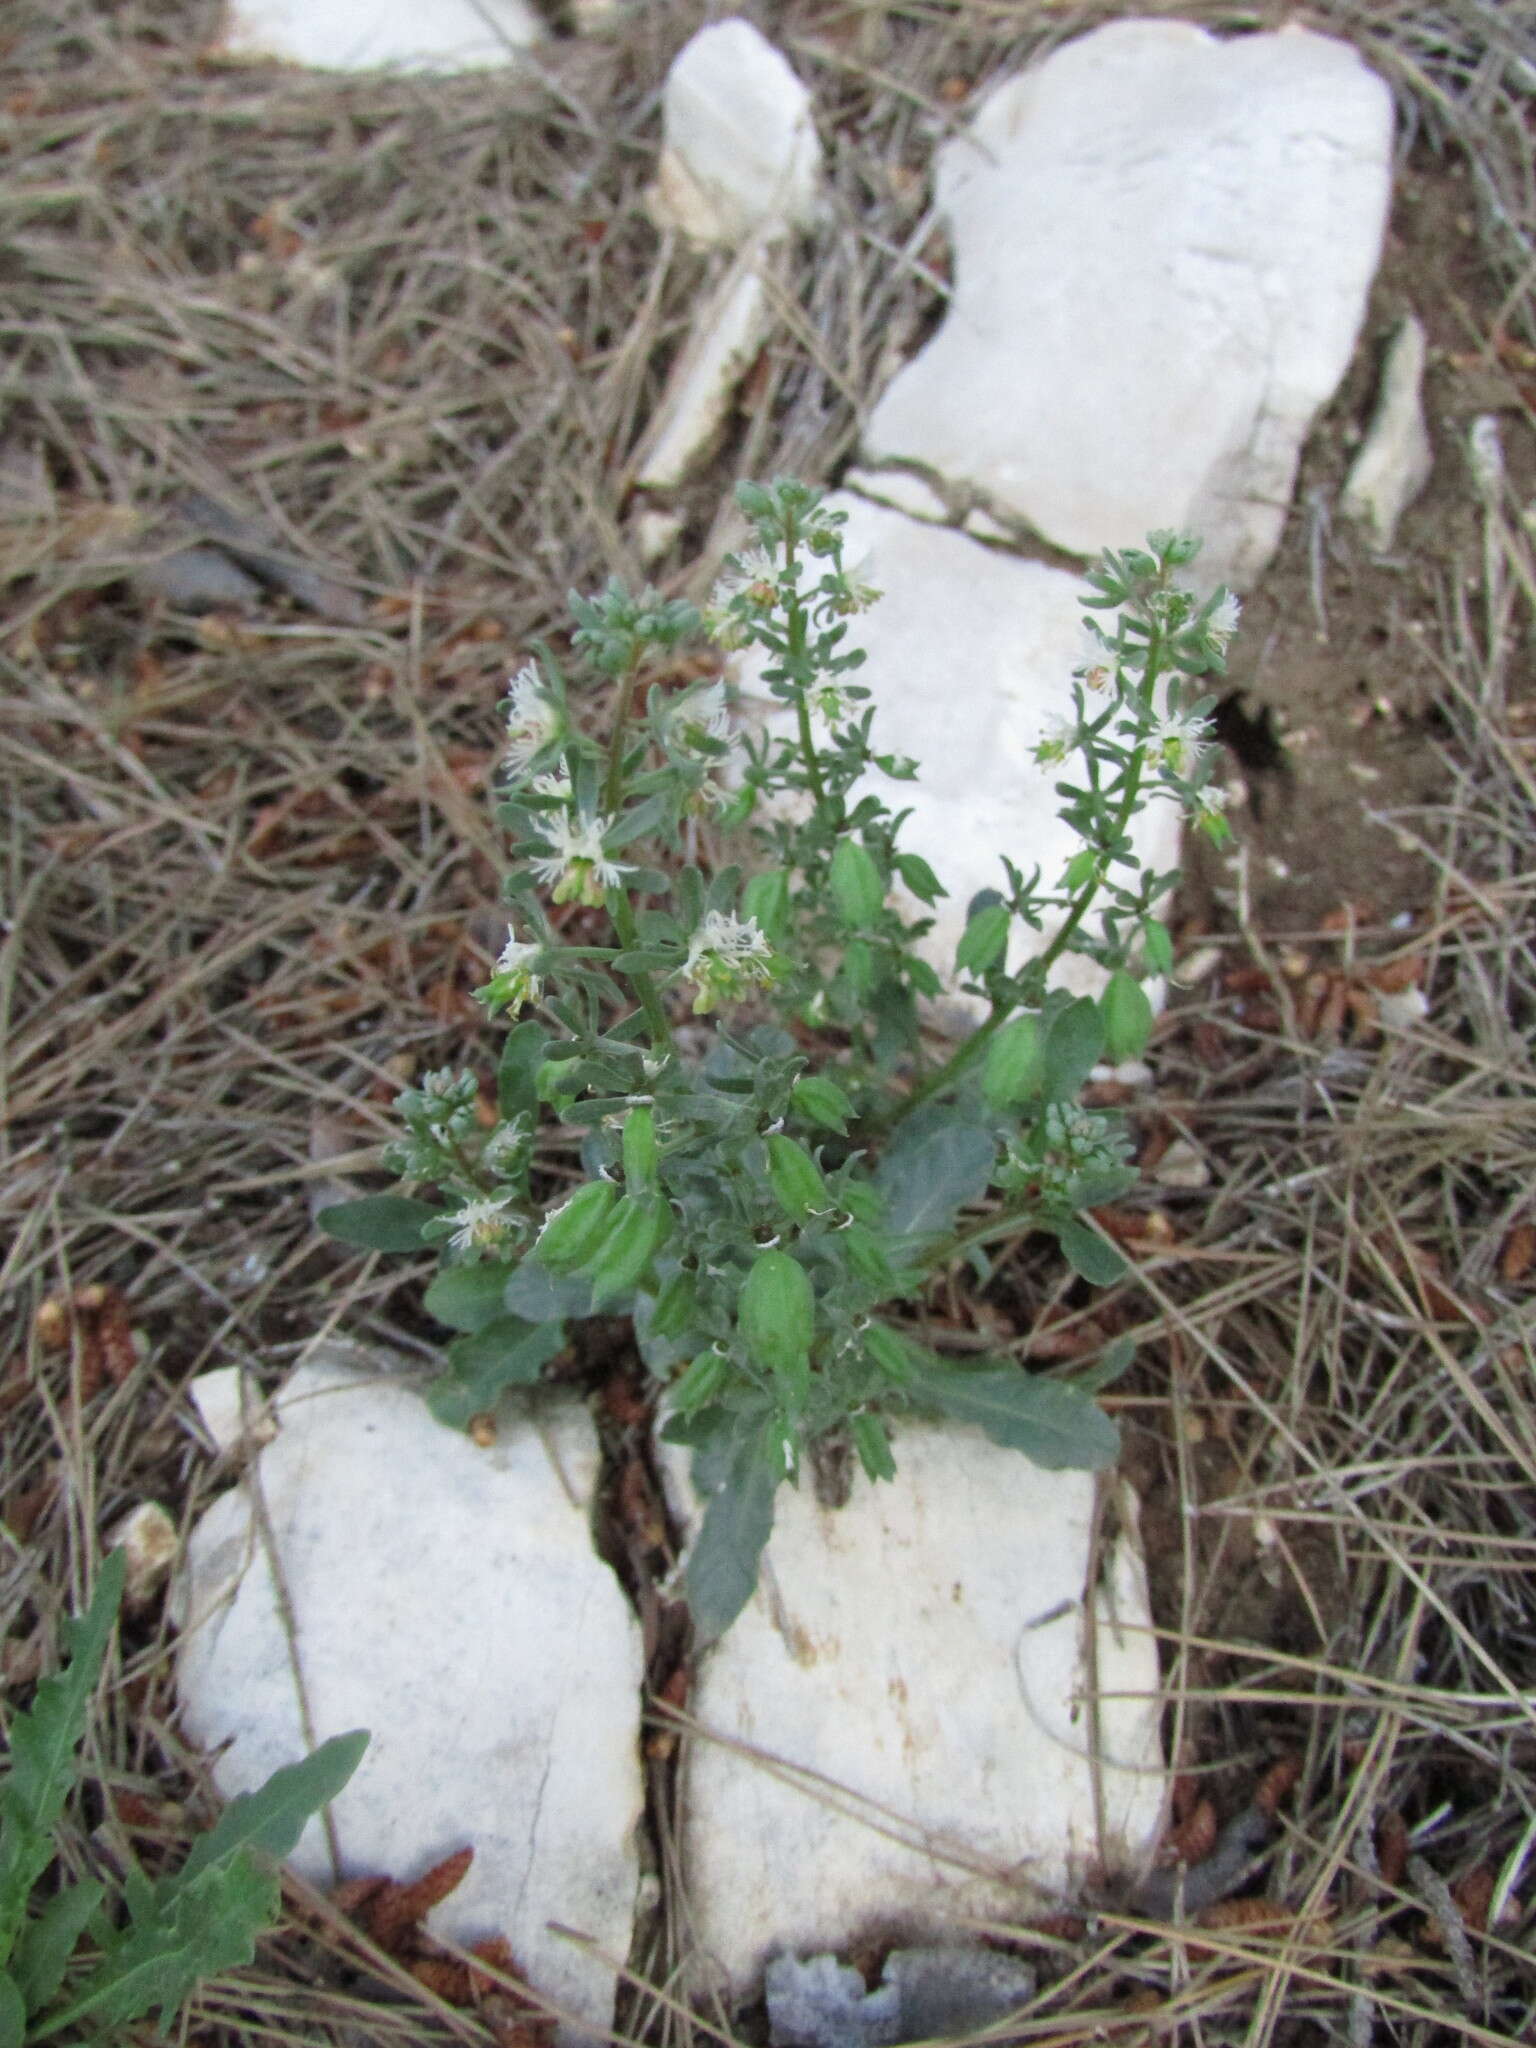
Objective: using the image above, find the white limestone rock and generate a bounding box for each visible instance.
[649,21,823,249]
[188,1364,277,1456]
[173,1342,644,2042]
[217,0,543,71]
[737,494,1183,1017]
[635,252,772,489]
[665,1428,1164,1999]
[1340,315,1433,550]
[864,20,1394,590]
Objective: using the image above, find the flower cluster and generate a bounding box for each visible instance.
[502,661,562,775]
[661,680,747,809]
[530,814,632,908]
[476,925,544,1016]
[682,910,776,1013]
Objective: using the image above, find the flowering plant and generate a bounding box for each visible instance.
[321,480,1237,1637]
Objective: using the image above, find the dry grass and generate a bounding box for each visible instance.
[2,1,1534,2043]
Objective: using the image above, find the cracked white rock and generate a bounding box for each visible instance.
[649,20,822,249]
[664,1428,1164,2000]
[216,0,543,71]
[634,251,773,489]
[172,1342,643,2042]
[1340,315,1433,550]
[737,493,1184,1020]
[863,20,1393,590]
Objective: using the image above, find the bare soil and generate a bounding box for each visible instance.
[3,3,1535,2046]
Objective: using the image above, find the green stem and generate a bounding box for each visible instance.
[783,545,832,820]
[602,659,643,817]
[889,626,1167,1126]
[608,889,673,1052]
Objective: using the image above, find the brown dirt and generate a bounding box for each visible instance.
[3,3,1535,2046]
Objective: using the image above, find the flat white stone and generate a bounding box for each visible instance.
[217,0,543,71]
[173,1342,643,2042]
[665,1429,1163,1999]
[737,495,1184,1017]
[188,1364,277,1456]
[864,20,1393,589]
[649,20,822,249]
[634,253,772,489]
[1341,315,1433,550]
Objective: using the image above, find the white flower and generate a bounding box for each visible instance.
[1033,712,1080,766]
[1074,625,1116,692]
[529,812,632,908]
[530,770,573,800]
[665,681,746,807]
[708,546,780,616]
[1203,591,1241,655]
[448,1193,517,1256]
[829,554,881,616]
[477,923,544,1015]
[1143,705,1214,777]
[502,661,562,772]
[682,910,775,1014]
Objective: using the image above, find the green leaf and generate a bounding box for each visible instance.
[178,1732,368,1887]
[685,1433,779,1642]
[850,1414,896,1483]
[317,1197,438,1254]
[1100,971,1153,1063]
[429,1318,565,1427]
[0,1969,23,2048]
[39,1735,368,2040]
[790,1075,852,1135]
[503,1258,594,1322]
[46,1850,277,2038]
[1142,917,1174,979]
[982,1015,1042,1108]
[912,1366,1120,1470]
[422,1263,516,1335]
[13,1877,106,2013]
[829,838,885,929]
[956,901,1010,975]
[1071,1334,1137,1395]
[875,1118,996,1240]
[0,1549,124,1970]
[894,852,946,905]
[742,870,790,943]
[496,1020,548,1120]
[1039,998,1104,1102]
[1056,1217,1128,1286]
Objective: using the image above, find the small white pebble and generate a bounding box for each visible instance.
[113,1502,178,1607]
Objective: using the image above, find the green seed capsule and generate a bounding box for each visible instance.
[766,1135,827,1223]
[589,1193,671,1307]
[536,1180,618,1276]
[738,1249,814,1401]
[670,1347,729,1415]
[622,1104,658,1188]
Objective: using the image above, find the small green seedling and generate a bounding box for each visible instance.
[0,1548,367,2045]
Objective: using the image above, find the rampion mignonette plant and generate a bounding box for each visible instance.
[322,480,1237,1638]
